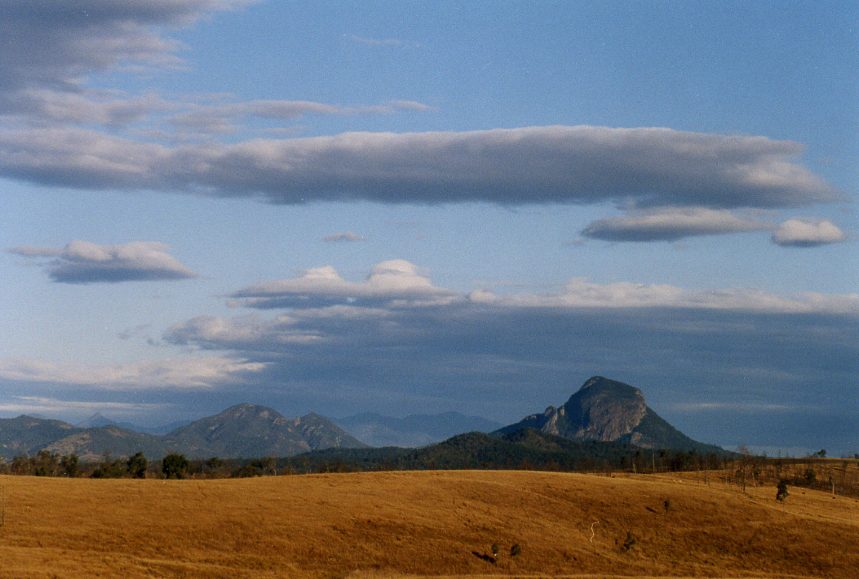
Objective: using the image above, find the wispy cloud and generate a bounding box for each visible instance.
[169,98,431,136]
[344,34,406,47]
[323,231,365,243]
[9,240,197,283]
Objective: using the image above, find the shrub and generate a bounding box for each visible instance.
[162,453,190,479]
[776,479,789,502]
[622,531,637,551]
[60,454,79,478]
[127,452,148,479]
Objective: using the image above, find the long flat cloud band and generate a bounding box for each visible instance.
[0,126,838,209]
[8,240,197,283]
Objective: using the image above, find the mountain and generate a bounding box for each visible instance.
[76,413,116,429]
[497,376,724,453]
[0,416,80,459]
[0,404,367,461]
[164,404,368,459]
[44,426,168,463]
[335,412,503,447]
[75,414,190,435]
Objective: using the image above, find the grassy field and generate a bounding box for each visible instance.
[0,470,857,577]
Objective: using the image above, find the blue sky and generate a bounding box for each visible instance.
[0,0,856,455]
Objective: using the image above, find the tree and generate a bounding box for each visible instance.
[127,452,148,479]
[34,450,61,477]
[60,454,79,478]
[162,453,189,479]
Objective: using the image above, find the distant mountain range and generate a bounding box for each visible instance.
[1,404,366,462]
[334,412,502,447]
[294,377,728,472]
[75,413,190,435]
[0,376,727,464]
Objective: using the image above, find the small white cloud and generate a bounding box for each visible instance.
[9,240,197,283]
[231,259,457,308]
[344,34,405,47]
[323,231,365,242]
[772,219,846,247]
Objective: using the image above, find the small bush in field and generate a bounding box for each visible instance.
[776,479,789,502]
[622,531,637,551]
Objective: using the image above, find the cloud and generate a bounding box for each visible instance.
[582,207,769,242]
[163,284,859,452]
[344,34,405,47]
[158,259,859,451]
[222,259,859,315]
[0,1,251,97]
[474,279,859,314]
[772,219,847,247]
[169,98,431,136]
[0,126,838,208]
[323,231,365,243]
[0,396,164,417]
[0,356,266,390]
[1,89,172,127]
[9,240,197,283]
[229,260,458,308]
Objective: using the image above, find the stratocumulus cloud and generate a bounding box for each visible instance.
[162,265,859,451]
[0,126,838,208]
[582,207,769,242]
[227,260,859,315]
[0,396,164,416]
[230,260,458,308]
[0,356,266,390]
[0,0,252,96]
[771,219,847,247]
[9,240,197,283]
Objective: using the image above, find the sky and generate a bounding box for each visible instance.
[0,0,856,456]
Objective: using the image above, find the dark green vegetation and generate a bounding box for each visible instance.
[274,428,728,474]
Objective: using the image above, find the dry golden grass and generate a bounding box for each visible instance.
[0,470,857,577]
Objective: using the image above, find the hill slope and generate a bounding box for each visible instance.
[0,470,856,577]
[0,416,80,459]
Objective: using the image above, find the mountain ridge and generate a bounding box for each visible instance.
[496,376,723,453]
[0,404,366,461]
